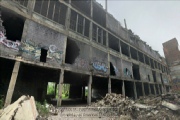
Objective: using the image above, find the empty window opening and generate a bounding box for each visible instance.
[71,0,91,17]
[47,82,56,95]
[136,83,143,98]
[150,84,155,95]
[121,41,130,57]
[147,75,150,81]
[34,0,67,26]
[84,19,90,37]
[130,47,138,60]
[132,64,140,80]
[62,84,70,99]
[145,55,150,66]
[160,74,164,85]
[124,81,135,99]
[92,24,97,41]
[111,79,122,94]
[152,71,157,82]
[70,10,77,31]
[93,2,106,27]
[2,9,25,42]
[110,62,116,76]
[144,83,150,95]
[77,15,84,34]
[150,59,154,69]
[103,31,106,46]
[108,34,120,52]
[40,48,47,62]
[138,52,144,63]
[65,38,80,64]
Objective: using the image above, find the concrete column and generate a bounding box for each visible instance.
[108,78,111,93]
[133,82,137,99]
[122,81,125,97]
[57,70,64,106]
[4,61,20,107]
[142,82,145,96]
[65,4,71,30]
[87,75,92,105]
[27,0,36,15]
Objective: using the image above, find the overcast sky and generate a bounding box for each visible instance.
[96,0,180,57]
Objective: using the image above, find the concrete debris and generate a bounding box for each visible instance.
[90,93,180,120]
[0,95,38,120]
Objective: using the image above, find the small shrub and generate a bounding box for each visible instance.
[36,101,49,117]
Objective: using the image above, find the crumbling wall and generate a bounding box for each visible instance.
[21,19,66,66]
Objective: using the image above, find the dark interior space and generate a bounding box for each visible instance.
[71,0,91,17]
[34,0,67,26]
[144,83,150,96]
[138,51,144,63]
[155,84,159,95]
[150,84,155,95]
[2,8,25,41]
[111,79,122,94]
[70,10,77,31]
[152,71,157,82]
[166,86,170,93]
[150,58,154,69]
[103,30,106,46]
[145,55,150,66]
[93,2,106,27]
[160,74,164,85]
[120,41,130,57]
[84,19,90,37]
[62,71,89,105]
[12,63,60,104]
[110,62,116,76]
[40,48,48,63]
[0,58,15,102]
[136,82,143,98]
[132,64,140,80]
[124,81,135,99]
[108,34,120,52]
[92,76,108,101]
[130,47,138,60]
[65,38,80,64]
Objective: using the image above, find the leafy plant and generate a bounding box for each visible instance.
[36,101,49,117]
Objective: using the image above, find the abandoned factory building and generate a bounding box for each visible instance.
[0,0,171,106]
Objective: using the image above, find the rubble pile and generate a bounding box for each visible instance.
[91,93,180,120]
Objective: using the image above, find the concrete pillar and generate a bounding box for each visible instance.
[87,75,92,105]
[142,82,145,96]
[27,0,36,15]
[4,61,20,107]
[108,78,111,93]
[122,81,125,97]
[57,70,64,106]
[65,4,71,30]
[133,82,137,99]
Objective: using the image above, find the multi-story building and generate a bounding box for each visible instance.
[163,38,180,93]
[0,0,171,106]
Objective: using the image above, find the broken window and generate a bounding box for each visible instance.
[34,0,67,26]
[84,19,90,37]
[152,70,157,82]
[138,51,144,63]
[110,62,116,76]
[132,64,140,80]
[130,47,138,60]
[77,15,84,34]
[40,48,47,63]
[108,33,120,52]
[70,10,77,31]
[120,41,130,57]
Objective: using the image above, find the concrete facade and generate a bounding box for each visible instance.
[0,0,170,106]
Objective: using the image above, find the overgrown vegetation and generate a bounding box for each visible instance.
[36,100,49,117]
[0,95,4,109]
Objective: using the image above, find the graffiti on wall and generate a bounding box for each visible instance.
[92,59,108,73]
[123,68,132,78]
[0,31,21,51]
[74,57,89,69]
[47,45,63,63]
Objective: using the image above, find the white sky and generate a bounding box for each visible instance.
[96,0,180,56]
